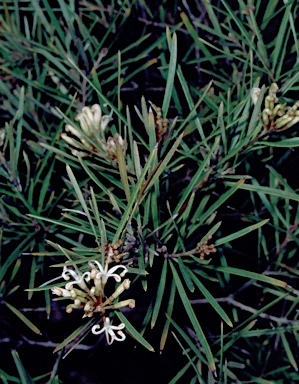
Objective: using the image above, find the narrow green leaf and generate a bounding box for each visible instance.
[53,318,94,353]
[280,331,298,371]
[37,159,55,213]
[78,157,126,209]
[189,270,233,327]
[0,233,35,282]
[218,102,227,154]
[271,2,292,73]
[0,371,10,384]
[162,32,177,117]
[116,142,131,202]
[8,258,21,284]
[66,164,97,239]
[262,0,280,28]
[160,278,176,351]
[178,258,195,292]
[122,58,158,86]
[172,332,203,380]
[145,133,184,193]
[177,65,209,145]
[203,265,288,288]
[224,181,299,202]
[228,324,299,338]
[27,257,36,300]
[148,105,157,153]
[62,326,93,359]
[165,313,206,365]
[168,360,194,384]
[215,219,269,246]
[201,0,222,35]
[258,138,299,147]
[15,86,24,176]
[249,11,270,69]
[11,350,33,384]
[169,261,216,373]
[151,259,168,328]
[116,311,154,352]
[112,146,158,243]
[4,301,41,335]
[133,140,142,178]
[180,12,214,60]
[281,69,299,94]
[188,179,245,237]
[221,320,257,354]
[27,215,95,236]
[174,137,220,216]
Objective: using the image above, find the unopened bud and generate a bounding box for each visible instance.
[251,88,260,105]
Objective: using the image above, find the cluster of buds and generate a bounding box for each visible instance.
[50,244,134,344]
[101,133,125,161]
[150,102,169,142]
[61,104,125,160]
[104,239,125,263]
[251,83,299,132]
[196,235,217,260]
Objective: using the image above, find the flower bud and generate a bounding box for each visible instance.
[66,303,82,313]
[91,104,102,129]
[51,287,71,297]
[65,124,82,139]
[251,88,260,105]
[61,133,86,150]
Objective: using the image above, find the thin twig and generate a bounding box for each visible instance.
[190,296,299,325]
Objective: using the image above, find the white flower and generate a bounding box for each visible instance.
[91,317,126,344]
[62,266,91,291]
[89,260,128,285]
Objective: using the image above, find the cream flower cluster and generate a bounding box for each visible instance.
[50,245,135,344]
[251,83,299,131]
[61,104,125,159]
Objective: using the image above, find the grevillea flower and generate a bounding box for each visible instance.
[91,317,126,345]
[62,266,91,291]
[61,104,114,157]
[89,259,128,285]
[45,242,135,341]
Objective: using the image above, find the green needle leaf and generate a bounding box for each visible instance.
[170,261,216,373]
[116,311,154,352]
[162,31,177,117]
[4,302,41,335]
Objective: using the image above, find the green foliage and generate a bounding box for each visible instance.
[2,1,299,383]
